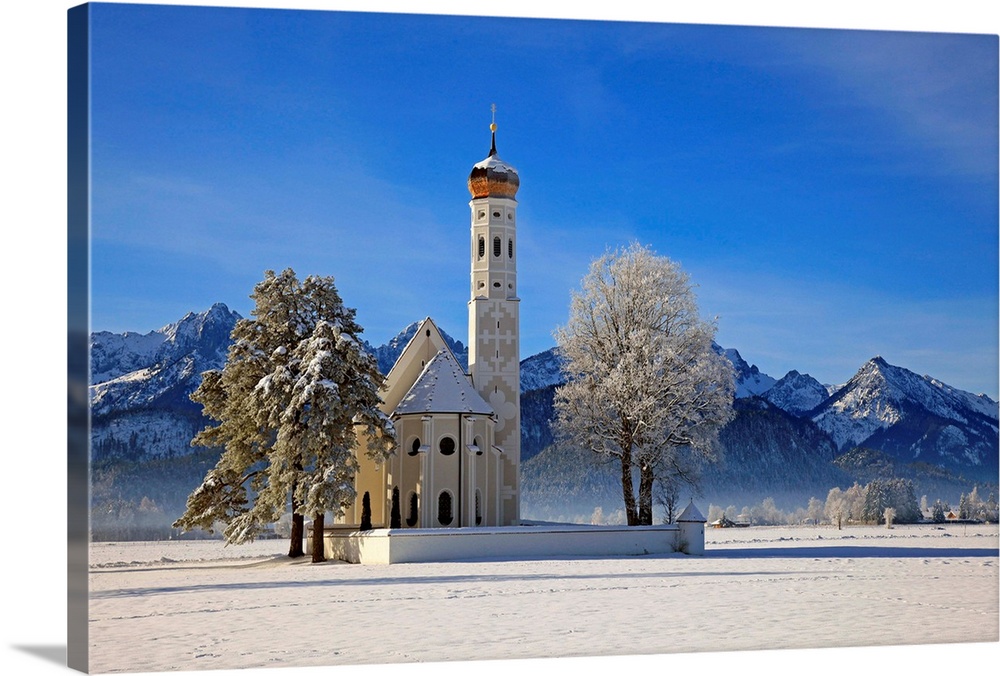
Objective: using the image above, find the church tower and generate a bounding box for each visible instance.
[467,110,520,525]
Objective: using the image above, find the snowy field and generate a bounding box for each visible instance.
[84,523,999,675]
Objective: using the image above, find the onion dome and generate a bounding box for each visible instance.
[468,119,519,199]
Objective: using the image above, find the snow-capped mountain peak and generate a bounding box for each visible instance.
[762,369,830,416]
[364,321,468,375]
[91,303,242,385]
[844,356,998,425]
[90,304,243,417]
[810,356,998,473]
[160,302,237,344]
[519,348,565,393]
[713,344,777,398]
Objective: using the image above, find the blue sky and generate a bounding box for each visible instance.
[85,2,998,398]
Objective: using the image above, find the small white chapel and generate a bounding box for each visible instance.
[342,117,523,530]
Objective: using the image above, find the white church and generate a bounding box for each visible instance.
[327,118,522,532]
[313,117,706,563]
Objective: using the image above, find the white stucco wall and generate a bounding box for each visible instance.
[318,524,696,564]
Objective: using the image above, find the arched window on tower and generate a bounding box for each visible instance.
[493,236,501,258]
[478,236,485,259]
[508,238,513,259]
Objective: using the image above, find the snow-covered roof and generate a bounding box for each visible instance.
[472,153,518,175]
[394,349,494,416]
[467,132,519,199]
[677,500,706,523]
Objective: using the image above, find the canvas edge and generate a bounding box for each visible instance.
[67,3,91,673]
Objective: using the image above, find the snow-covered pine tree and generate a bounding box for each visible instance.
[860,478,920,524]
[553,242,735,526]
[932,499,947,523]
[172,269,395,559]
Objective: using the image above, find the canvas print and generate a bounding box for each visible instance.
[67,2,999,674]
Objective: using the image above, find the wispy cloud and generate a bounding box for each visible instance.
[768,29,998,179]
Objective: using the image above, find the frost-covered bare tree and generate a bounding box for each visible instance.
[655,475,682,524]
[554,243,735,526]
[825,483,867,528]
[655,454,701,524]
[173,269,395,560]
[806,496,825,525]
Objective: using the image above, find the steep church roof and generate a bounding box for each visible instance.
[394,348,494,416]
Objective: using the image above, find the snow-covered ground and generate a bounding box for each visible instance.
[84,524,999,674]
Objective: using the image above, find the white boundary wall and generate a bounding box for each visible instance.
[313,522,704,564]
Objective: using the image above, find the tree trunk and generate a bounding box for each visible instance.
[288,465,305,558]
[637,463,655,525]
[618,449,638,526]
[311,512,326,563]
[288,482,304,558]
[288,512,304,558]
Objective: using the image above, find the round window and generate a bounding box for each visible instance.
[439,437,456,456]
[408,438,421,456]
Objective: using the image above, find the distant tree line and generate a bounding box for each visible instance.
[704,478,999,528]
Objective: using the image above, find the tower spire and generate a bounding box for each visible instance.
[467,103,518,199]
[489,103,497,156]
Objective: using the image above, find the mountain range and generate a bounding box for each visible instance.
[87,304,999,535]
